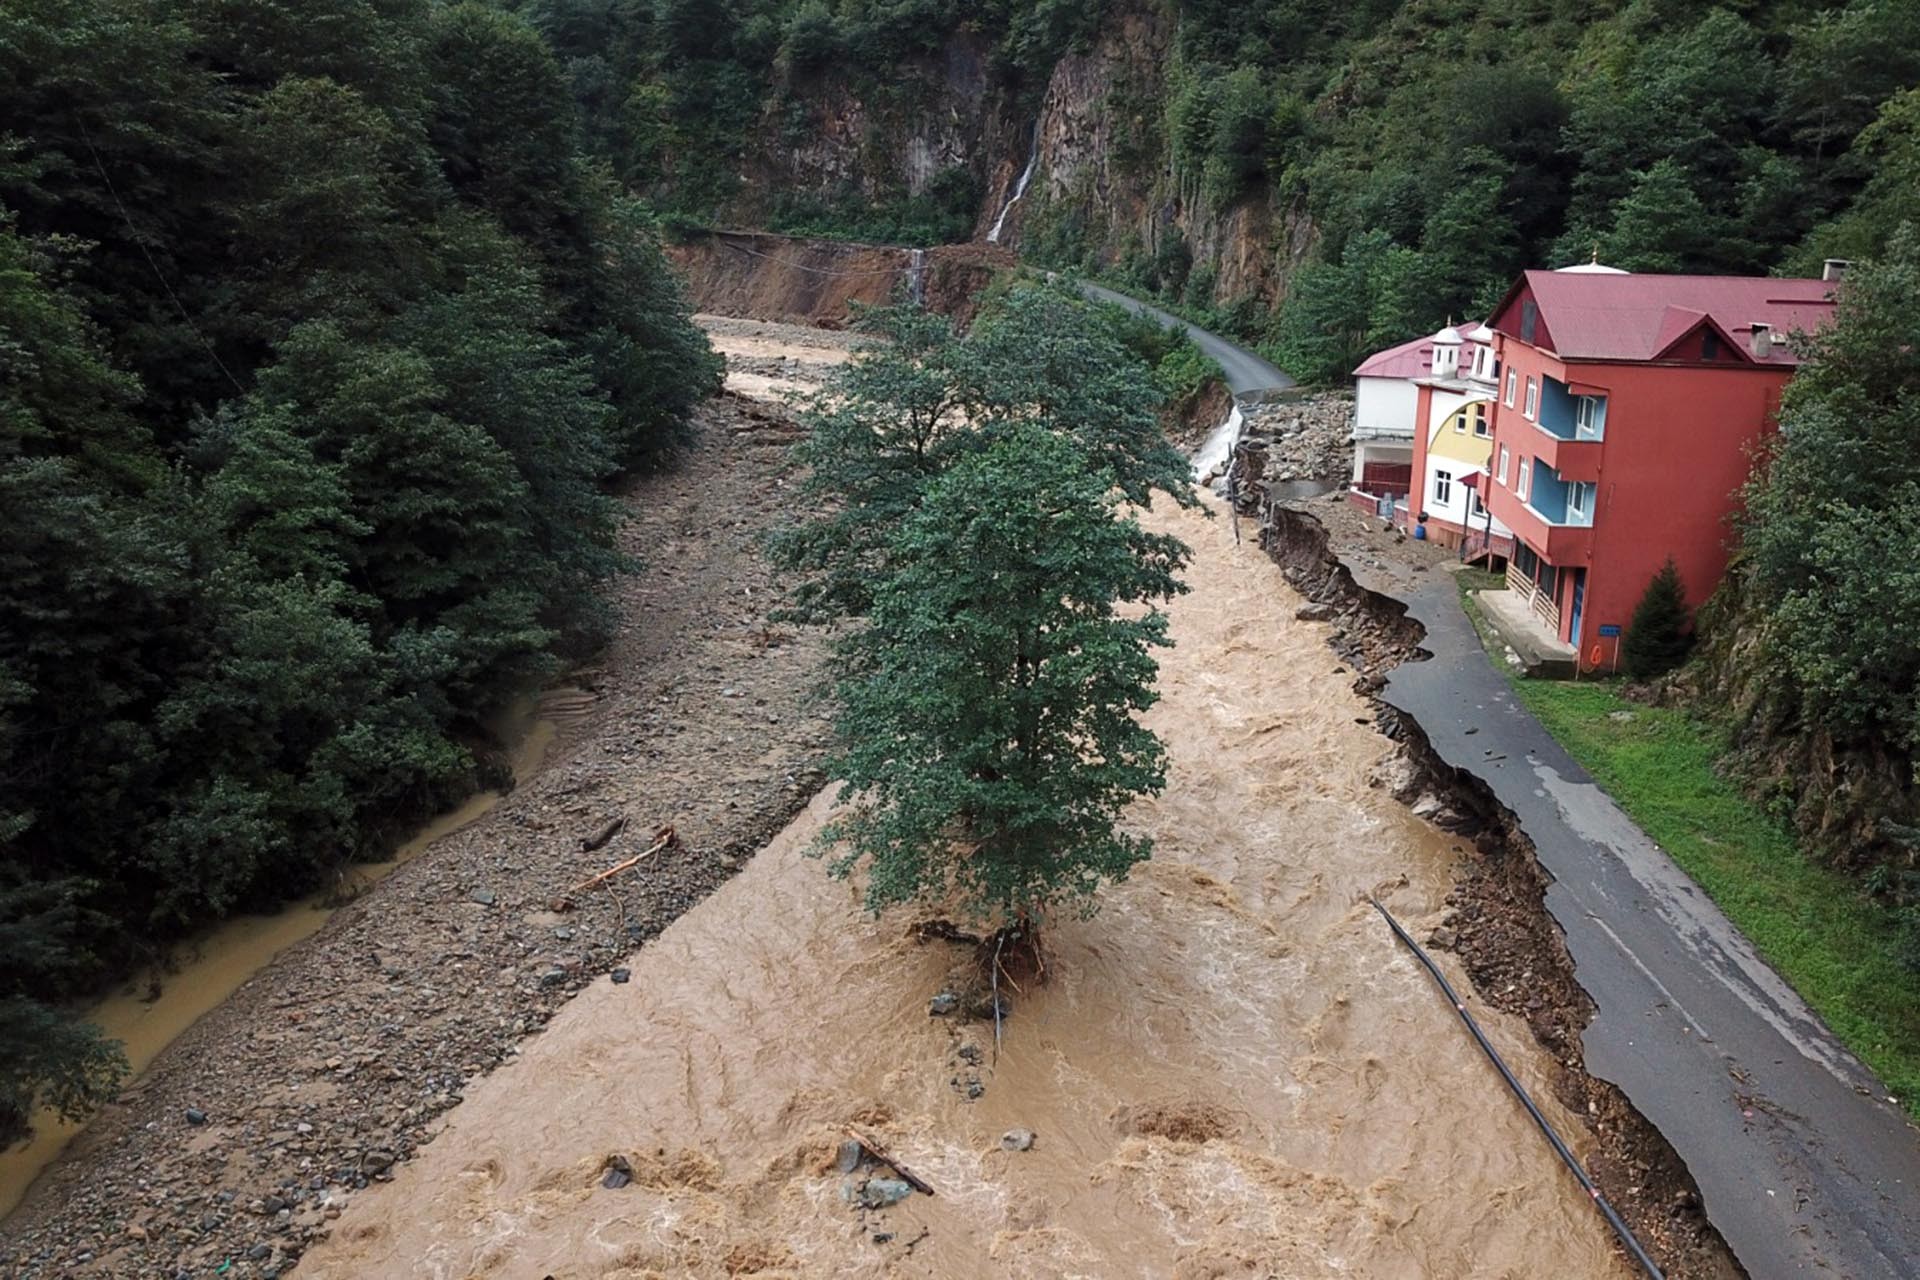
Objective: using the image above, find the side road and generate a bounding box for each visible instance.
[1074,281,1294,397]
[1379,573,1920,1279]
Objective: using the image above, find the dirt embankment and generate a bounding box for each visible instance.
[666,230,1012,330]
[0,395,833,1279]
[1243,483,1741,1280]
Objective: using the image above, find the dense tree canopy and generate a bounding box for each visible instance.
[780,285,1191,928]
[518,0,1920,385]
[0,0,718,1142]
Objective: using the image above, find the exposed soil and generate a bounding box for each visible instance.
[0,393,832,1279]
[666,230,1011,330]
[1241,475,1742,1280]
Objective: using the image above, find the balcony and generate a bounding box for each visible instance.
[1535,377,1607,445]
[1489,464,1596,564]
[1530,432,1602,483]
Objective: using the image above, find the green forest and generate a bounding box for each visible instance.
[6,0,1920,1165]
[520,0,1919,382]
[0,0,718,1140]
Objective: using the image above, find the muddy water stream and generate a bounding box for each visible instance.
[300,498,1629,1279]
[0,702,560,1220]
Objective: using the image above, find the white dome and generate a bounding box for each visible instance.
[1468,323,1495,342]
[1558,261,1628,274]
[1431,324,1464,344]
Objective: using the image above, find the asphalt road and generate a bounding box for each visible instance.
[1138,300,1920,1275]
[1381,580,1920,1280]
[1075,281,1294,396]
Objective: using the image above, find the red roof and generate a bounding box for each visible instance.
[1352,333,1431,379]
[1493,271,1836,366]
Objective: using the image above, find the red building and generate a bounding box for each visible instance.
[1478,264,1840,664]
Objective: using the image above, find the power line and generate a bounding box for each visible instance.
[73,114,248,397]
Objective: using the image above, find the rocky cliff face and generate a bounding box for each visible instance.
[732,3,1314,314]
[1020,8,1314,307]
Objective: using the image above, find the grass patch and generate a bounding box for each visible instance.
[1455,598,1920,1116]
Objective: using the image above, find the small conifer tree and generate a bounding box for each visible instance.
[1622,558,1693,678]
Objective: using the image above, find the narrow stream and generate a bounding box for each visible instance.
[0,700,560,1219]
[299,497,1630,1279]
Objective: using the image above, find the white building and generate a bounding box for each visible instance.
[1348,334,1431,503]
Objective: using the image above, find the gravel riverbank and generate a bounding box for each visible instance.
[0,393,830,1279]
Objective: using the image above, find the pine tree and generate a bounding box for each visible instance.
[1622,558,1693,679]
[1597,160,1719,274]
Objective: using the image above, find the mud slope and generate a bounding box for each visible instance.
[667,230,1011,329]
[299,495,1630,1280]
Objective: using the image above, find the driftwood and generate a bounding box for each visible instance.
[845,1127,937,1197]
[581,815,627,852]
[549,827,675,911]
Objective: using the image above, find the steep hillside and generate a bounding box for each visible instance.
[531,0,1920,381]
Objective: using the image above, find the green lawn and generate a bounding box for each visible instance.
[1455,580,1920,1118]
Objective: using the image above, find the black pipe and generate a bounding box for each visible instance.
[1367,895,1666,1280]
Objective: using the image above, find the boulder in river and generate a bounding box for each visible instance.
[1001,1128,1035,1152]
[860,1177,913,1208]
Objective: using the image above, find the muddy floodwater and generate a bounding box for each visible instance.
[300,498,1628,1279]
[0,703,558,1220]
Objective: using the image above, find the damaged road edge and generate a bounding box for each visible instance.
[1253,496,1741,1280]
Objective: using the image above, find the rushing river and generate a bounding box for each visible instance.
[297,496,1629,1278]
[0,702,559,1219]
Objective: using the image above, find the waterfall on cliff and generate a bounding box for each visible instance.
[986,125,1041,245]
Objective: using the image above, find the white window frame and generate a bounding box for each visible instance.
[1497,445,1510,485]
[1517,459,1531,502]
[1504,369,1518,408]
[1469,490,1488,519]
[1432,468,1454,508]
[1523,378,1539,421]
[1568,481,1593,525]
[1473,403,1490,438]
[1575,395,1602,439]
[1453,410,1466,434]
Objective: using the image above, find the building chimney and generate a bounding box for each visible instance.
[1750,323,1774,358]
[1822,258,1851,282]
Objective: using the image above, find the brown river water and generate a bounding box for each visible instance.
[298,497,1629,1279]
[0,703,559,1220]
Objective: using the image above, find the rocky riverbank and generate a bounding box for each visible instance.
[1240,390,1354,486]
[0,393,832,1279]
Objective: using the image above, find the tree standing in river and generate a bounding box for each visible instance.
[823,425,1188,931]
[779,283,1191,942]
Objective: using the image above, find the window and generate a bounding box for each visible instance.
[1453,410,1466,434]
[1497,445,1510,485]
[1523,378,1539,420]
[1469,491,1488,520]
[1575,395,1602,439]
[1504,369,1518,407]
[1517,459,1531,501]
[1473,403,1490,437]
[1568,482,1594,525]
[1701,330,1720,360]
[1433,468,1454,507]
[1520,300,1539,344]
